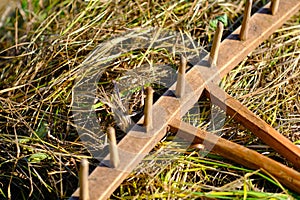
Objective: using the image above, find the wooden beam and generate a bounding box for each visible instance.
[70,1,300,199]
[168,119,300,193]
[203,85,300,169]
[217,0,300,77]
[70,62,207,200]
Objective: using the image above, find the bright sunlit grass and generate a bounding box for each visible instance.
[0,0,299,199]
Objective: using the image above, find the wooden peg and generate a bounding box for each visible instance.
[143,87,154,131]
[240,0,253,41]
[271,0,279,15]
[79,159,89,200]
[107,126,120,168]
[175,55,187,98]
[209,22,224,66]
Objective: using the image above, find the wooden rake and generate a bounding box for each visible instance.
[71,0,300,199]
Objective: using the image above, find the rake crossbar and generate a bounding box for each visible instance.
[168,119,300,193]
[71,1,300,199]
[71,57,206,200]
[217,0,300,77]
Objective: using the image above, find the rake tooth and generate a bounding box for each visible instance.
[70,0,300,198]
[143,87,154,131]
[175,55,187,98]
[79,159,89,200]
[209,21,224,67]
[271,0,280,15]
[240,0,253,41]
[107,127,120,168]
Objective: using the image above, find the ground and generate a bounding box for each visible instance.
[0,0,299,199]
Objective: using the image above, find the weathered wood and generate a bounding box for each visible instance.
[271,0,280,15]
[203,85,300,169]
[71,64,206,200]
[217,0,300,77]
[70,1,300,199]
[240,0,252,41]
[175,55,187,98]
[107,127,119,168]
[168,119,300,193]
[209,22,224,66]
[143,87,154,131]
[206,87,300,166]
[79,159,89,200]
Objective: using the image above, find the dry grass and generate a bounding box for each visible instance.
[113,12,300,198]
[0,0,299,199]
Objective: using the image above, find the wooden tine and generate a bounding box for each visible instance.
[70,2,300,199]
[79,159,89,200]
[271,0,280,15]
[168,118,300,193]
[209,21,224,67]
[240,0,253,41]
[175,55,187,98]
[143,87,154,131]
[203,85,300,169]
[107,126,120,168]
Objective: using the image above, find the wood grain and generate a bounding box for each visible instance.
[70,1,300,199]
[203,85,300,169]
[168,119,300,193]
[217,0,300,77]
